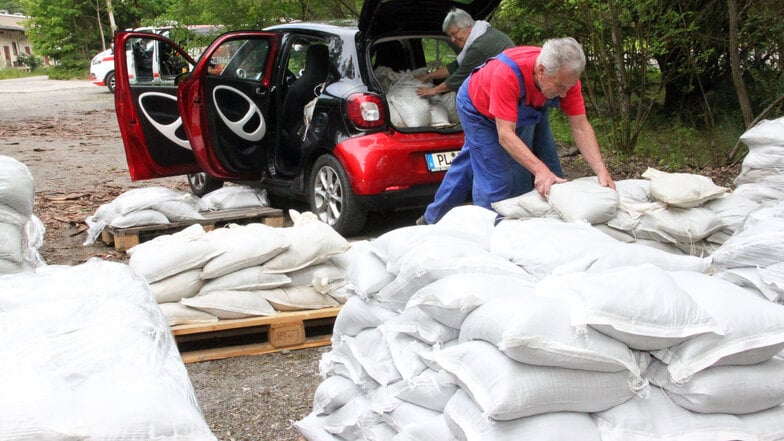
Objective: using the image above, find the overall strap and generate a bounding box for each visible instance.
[495,52,525,101]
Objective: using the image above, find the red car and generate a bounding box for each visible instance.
[114,0,499,235]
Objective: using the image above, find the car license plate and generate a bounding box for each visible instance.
[425,150,460,172]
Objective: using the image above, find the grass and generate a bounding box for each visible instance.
[0,67,41,80]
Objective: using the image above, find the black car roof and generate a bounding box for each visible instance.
[359,0,501,37]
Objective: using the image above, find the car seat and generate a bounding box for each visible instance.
[280,44,330,171]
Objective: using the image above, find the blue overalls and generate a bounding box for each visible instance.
[422,52,564,222]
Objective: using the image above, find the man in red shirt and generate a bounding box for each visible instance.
[438,37,614,214]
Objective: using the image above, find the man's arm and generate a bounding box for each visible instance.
[567,114,615,188]
[496,119,566,197]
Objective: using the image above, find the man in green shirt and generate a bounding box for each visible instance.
[416,8,514,97]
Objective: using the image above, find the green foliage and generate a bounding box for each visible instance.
[0,67,37,79]
[0,0,24,13]
[15,52,42,69]
[46,63,88,79]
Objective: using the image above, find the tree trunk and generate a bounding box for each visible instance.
[105,0,117,33]
[96,1,106,51]
[727,0,754,127]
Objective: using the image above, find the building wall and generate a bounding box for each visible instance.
[0,11,38,69]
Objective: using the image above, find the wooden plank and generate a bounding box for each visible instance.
[173,307,341,363]
[171,306,342,336]
[180,334,333,364]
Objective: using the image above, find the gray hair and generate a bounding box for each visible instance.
[536,37,586,76]
[442,8,475,34]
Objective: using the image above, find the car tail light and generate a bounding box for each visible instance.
[346,93,385,129]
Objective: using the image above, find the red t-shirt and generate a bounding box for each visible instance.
[467,46,586,122]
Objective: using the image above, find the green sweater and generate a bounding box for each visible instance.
[444,26,515,92]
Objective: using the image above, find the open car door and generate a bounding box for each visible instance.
[177,31,281,181]
[113,31,198,180]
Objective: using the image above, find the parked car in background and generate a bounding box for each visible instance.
[90,47,116,93]
[113,0,500,235]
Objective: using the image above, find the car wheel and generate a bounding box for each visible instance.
[187,172,223,197]
[309,155,367,236]
[105,71,116,93]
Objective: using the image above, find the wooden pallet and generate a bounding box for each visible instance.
[101,206,286,251]
[171,306,341,363]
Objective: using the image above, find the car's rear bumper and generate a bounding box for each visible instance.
[357,182,441,211]
[333,130,464,196]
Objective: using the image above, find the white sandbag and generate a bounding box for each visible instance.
[615,178,653,203]
[0,155,35,217]
[732,181,784,203]
[739,404,784,441]
[710,209,784,269]
[646,357,784,414]
[295,414,341,441]
[200,223,289,279]
[313,395,381,440]
[0,203,30,227]
[157,302,220,326]
[312,374,361,415]
[740,144,784,171]
[0,257,30,275]
[432,341,638,420]
[343,328,401,387]
[0,260,216,440]
[128,237,223,283]
[288,260,344,288]
[642,206,724,243]
[108,208,170,228]
[181,290,277,319]
[760,263,784,298]
[150,197,205,221]
[460,295,641,375]
[332,295,399,338]
[703,192,761,232]
[318,339,375,387]
[199,267,291,294]
[444,390,601,441]
[738,116,784,147]
[374,248,528,312]
[369,224,432,272]
[489,218,634,280]
[653,271,784,383]
[406,272,536,329]
[387,78,431,127]
[346,241,395,298]
[538,265,726,350]
[383,331,431,380]
[379,400,440,433]
[592,386,755,441]
[0,222,23,263]
[260,285,340,311]
[386,368,459,412]
[432,204,498,248]
[149,268,203,303]
[201,185,268,210]
[641,167,729,208]
[713,267,783,303]
[492,190,558,220]
[382,305,459,345]
[261,219,349,273]
[393,413,458,441]
[547,178,619,224]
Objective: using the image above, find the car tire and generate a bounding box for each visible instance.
[309,155,367,236]
[105,71,116,94]
[187,172,223,197]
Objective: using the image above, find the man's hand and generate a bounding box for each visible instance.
[416,87,436,97]
[534,168,567,197]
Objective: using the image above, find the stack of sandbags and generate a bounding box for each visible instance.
[494,170,738,257]
[0,259,216,440]
[733,116,784,203]
[297,205,784,441]
[84,186,208,245]
[0,155,45,274]
[199,185,269,211]
[711,199,784,303]
[374,66,458,128]
[127,210,350,326]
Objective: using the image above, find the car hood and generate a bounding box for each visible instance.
[359,0,501,38]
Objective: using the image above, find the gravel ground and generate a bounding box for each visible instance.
[0,76,740,441]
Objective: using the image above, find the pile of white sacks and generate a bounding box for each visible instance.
[0,155,45,275]
[0,259,217,440]
[83,184,270,245]
[296,118,784,440]
[126,210,351,326]
[374,66,458,128]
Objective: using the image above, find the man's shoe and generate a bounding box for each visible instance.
[416,215,427,225]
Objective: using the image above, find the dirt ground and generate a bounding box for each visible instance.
[0,76,740,441]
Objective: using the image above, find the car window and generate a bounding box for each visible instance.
[286,40,329,80]
[125,36,191,86]
[209,38,270,80]
[371,36,455,73]
[421,37,457,72]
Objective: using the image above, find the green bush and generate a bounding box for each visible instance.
[16,53,43,70]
